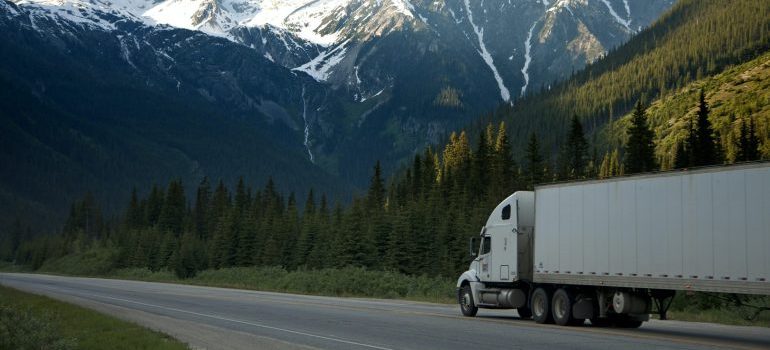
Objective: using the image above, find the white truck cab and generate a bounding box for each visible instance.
[457,191,534,317]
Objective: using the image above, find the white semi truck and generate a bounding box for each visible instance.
[457,162,770,327]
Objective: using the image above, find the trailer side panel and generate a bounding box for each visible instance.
[533,164,770,295]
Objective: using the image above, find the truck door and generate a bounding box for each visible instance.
[483,201,518,282]
[478,235,492,280]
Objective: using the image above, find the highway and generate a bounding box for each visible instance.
[1,273,768,350]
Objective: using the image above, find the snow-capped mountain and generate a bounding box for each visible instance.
[0,0,676,229]
[9,0,675,105]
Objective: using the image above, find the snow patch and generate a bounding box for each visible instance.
[390,0,415,18]
[293,39,350,81]
[300,85,314,163]
[520,20,537,97]
[463,0,510,102]
[622,0,630,18]
[599,0,631,31]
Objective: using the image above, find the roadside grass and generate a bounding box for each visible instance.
[0,285,189,350]
[111,266,457,303]
[666,293,770,327]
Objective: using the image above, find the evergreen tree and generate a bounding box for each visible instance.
[367,161,386,210]
[736,115,761,162]
[624,101,658,173]
[159,179,186,236]
[493,121,516,196]
[194,177,211,240]
[125,188,143,230]
[747,115,761,161]
[524,133,545,190]
[145,185,164,226]
[673,139,690,169]
[692,90,719,166]
[559,115,590,179]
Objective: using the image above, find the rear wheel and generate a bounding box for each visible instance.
[532,288,553,324]
[459,285,478,317]
[552,288,577,326]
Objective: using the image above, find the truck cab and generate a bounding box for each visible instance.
[457,191,534,316]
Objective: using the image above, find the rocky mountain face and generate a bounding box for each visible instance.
[1,0,675,229]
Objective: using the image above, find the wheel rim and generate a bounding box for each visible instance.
[533,293,545,317]
[553,294,567,320]
[462,292,472,310]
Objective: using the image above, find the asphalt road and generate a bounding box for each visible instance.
[1,273,768,350]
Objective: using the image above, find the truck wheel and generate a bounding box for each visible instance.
[517,306,532,319]
[532,288,553,324]
[459,285,478,317]
[552,288,577,326]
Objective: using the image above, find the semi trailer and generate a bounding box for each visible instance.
[456,162,770,327]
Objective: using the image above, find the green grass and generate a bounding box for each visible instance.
[0,285,189,350]
[110,266,457,304]
[665,293,770,327]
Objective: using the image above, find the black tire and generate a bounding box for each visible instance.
[517,306,533,319]
[552,288,576,326]
[532,288,553,324]
[459,285,478,317]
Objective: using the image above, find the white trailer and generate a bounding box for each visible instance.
[457,162,770,327]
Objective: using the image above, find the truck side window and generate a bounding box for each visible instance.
[501,204,511,220]
[481,236,491,255]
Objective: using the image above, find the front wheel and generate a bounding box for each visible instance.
[459,285,478,317]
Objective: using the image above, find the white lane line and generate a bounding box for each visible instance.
[77,292,394,350]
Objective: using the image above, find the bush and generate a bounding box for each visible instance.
[0,306,75,350]
[38,247,118,276]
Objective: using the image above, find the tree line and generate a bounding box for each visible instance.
[8,89,764,279]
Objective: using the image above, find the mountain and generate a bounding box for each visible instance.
[0,0,676,231]
[0,0,351,231]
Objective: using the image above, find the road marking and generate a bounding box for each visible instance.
[76,292,395,350]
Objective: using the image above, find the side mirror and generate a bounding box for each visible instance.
[469,237,478,257]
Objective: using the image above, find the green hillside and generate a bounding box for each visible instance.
[605,52,770,168]
[497,0,770,161]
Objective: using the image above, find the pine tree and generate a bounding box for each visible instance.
[145,185,164,226]
[471,128,491,198]
[125,188,143,230]
[559,115,589,179]
[367,161,386,210]
[673,139,690,169]
[493,121,516,195]
[692,90,719,166]
[747,116,761,161]
[524,133,545,190]
[737,115,761,162]
[624,101,658,173]
[159,179,186,236]
[194,177,211,240]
